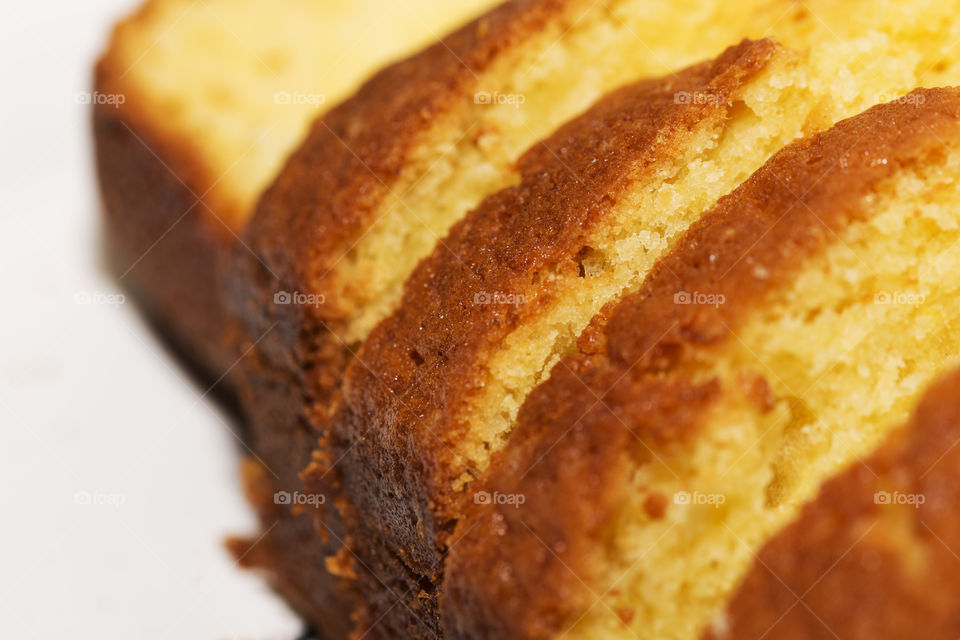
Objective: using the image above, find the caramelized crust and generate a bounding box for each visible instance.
[229,2,596,634]
[228,0,585,530]
[322,38,782,636]
[236,0,581,313]
[705,368,960,640]
[441,88,960,640]
[92,99,240,382]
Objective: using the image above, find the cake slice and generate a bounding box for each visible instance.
[301,3,960,632]
[233,0,960,631]
[316,37,810,637]
[310,30,957,633]
[442,88,960,640]
[707,367,960,640]
[93,0,498,378]
[93,0,960,636]
[230,3,783,633]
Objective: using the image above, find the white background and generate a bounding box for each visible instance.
[0,2,304,638]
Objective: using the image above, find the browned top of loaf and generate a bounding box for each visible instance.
[95,0,237,231]
[240,0,583,308]
[94,3,241,379]
[440,88,960,640]
[705,367,960,640]
[326,39,783,583]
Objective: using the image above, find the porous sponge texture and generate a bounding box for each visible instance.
[430,16,960,504]
[469,53,816,468]
[328,0,779,343]
[574,143,960,640]
[330,0,960,461]
[707,366,960,640]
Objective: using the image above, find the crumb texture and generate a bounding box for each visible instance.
[442,89,960,640]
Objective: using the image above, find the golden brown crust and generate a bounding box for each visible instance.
[227,3,601,635]
[705,368,960,640]
[92,94,240,384]
[237,0,582,311]
[320,38,783,637]
[94,12,243,383]
[441,88,960,640]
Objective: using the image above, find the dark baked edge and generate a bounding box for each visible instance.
[228,2,598,637]
[93,22,241,388]
[92,15,352,634]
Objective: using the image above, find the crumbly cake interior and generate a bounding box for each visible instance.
[569,151,960,640]
[450,36,957,485]
[320,0,960,474]
[333,0,778,342]
[326,0,960,344]
[303,2,960,632]
[466,55,813,461]
[104,0,499,225]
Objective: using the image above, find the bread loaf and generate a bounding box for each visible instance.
[93,0,960,638]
